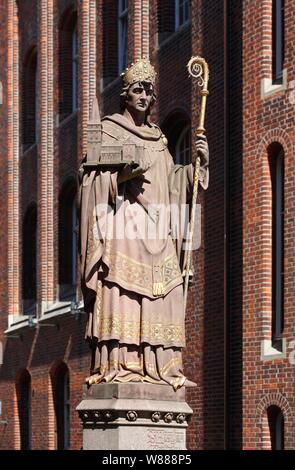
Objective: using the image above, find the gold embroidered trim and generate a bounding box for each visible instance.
[97,315,185,344]
[141,321,184,344]
[98,317,141,343]
[103,246,182,297]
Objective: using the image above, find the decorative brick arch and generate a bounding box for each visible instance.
[256,128,293,158]
[49,359,71,380]
[160,103,191,129]
[256,128,293,340]
[256,393,291,449]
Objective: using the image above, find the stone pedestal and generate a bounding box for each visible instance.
[76,383,193,450]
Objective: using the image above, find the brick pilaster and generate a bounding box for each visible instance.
[132,0,150,61]
[39,0,55,311]
[133,0,142,61]
[89,0,97,105]
[79,0,97,157]
[141,0,149,58]
[7,0,20,317]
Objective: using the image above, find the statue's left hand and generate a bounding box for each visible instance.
[195,134,209,167]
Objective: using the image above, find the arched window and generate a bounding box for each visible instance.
[16,370,32,450]
[267,405,284,450]
[59,10,78,119]
[118,0,128,73]
[268,143,284,343]
[52,363,70,450]
[58,182,77,300]
[175,0,190,31]
[161,112,191,165]
[22,205,37,315]
[22,48,37,150]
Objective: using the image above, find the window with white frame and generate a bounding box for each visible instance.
[175,0,190,31]
[175,125,191,165]
[118,0,128,73]
[72,22,78,112]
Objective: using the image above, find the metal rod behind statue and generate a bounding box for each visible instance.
[183,56,209,313]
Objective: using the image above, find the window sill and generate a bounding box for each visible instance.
[5,300,84,334]
[261,69,287,100]
[42,300,76,319]
[5,315,32,334]
[41,299,84,321]
[157,21,191,50]
[260,338,286,361]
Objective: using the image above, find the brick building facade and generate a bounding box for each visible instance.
[0,0,294,450]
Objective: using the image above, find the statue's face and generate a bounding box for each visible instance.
[125,81,154,114]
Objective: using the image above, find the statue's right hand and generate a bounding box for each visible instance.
[117,159,151,184]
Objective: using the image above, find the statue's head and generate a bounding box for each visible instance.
[120,58,157,115]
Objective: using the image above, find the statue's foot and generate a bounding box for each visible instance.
[85,373,101,386]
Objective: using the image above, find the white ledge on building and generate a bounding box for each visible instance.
[5,300,84,334]
[5,315,33,334]
[261,69,287,100]
[41,299,84,320]
[261,338,286,361]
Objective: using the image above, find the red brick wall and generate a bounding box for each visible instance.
[0,0,295,451]
[240,0,295,450]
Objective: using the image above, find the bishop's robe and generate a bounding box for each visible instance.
[79,113,208,389]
